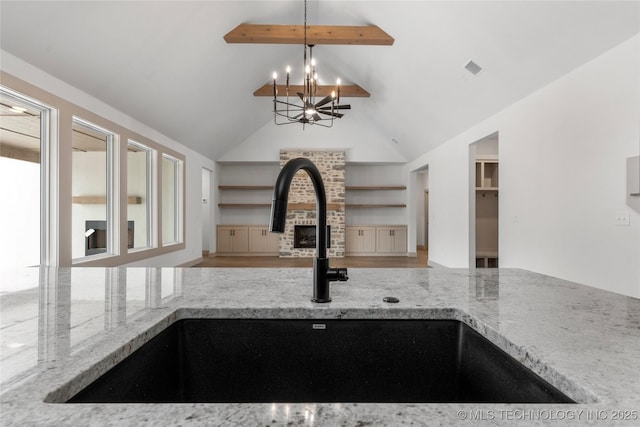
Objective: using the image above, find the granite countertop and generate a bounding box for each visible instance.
[1,267,639,426]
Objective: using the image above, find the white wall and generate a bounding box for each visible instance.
[0,157,40,269]
[216,163,280,226]
[345,164,407,225]
[408,35,640,298]
[218,102,407,164]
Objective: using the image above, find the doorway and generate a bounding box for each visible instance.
[413,166,429,263]
[470,133,499,268]
[202,168,213,256]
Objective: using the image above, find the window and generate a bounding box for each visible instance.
[127,141,154,251]
[161,154,182,245]
[2,80,186,267]
[71,118,117,261]
[0,87,52,270]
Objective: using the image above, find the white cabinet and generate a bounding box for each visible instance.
[376,226,407,253]
[345,226,376,253]
[475,160,499,190]
[346,225,407,255]
[217,225,279,255]
[248,226,279,254]
[216,226,249,253]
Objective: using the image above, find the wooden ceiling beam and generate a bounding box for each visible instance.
[253,84,370,98]
[224,24,394,46]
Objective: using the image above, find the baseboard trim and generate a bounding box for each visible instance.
[178,257,203,267]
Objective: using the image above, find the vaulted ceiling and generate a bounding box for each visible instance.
[1,1,638,162]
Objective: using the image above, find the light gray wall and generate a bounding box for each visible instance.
[408,35,640,298]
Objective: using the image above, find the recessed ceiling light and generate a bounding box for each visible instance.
[464,60,483,76]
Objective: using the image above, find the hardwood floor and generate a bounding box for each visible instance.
[194,249,428,268]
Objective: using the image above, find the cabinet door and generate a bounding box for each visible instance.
[346,226,376,253]
[391,227,407,253]
[376,226,407,253]
[376,227,394,253]
[231,227,249,253]
[345,227,361,252]
[249,227,279,253]
[218,226,248,253]
[266,230,280,253]
[360,227,377,253]
[217,227,235,253]
[248,227,266,252]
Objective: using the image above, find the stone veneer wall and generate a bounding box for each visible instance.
[279,150,345,258]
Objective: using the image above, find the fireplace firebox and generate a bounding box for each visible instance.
[294,225,330,249]
[85,221,134,256]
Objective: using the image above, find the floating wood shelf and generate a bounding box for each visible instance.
[218,203,271,208]
[346,204,406,208]
[218,202,344,210]
[288,203,343,211]
[73,196,142,204]
[218,185,274,190]
[224,24,395,46]
[346,186,406,191]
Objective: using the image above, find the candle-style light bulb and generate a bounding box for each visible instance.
[305,65,311,75]
[336,78,341,104]
[311,58,316,67]
[273,72,277,97]
[285,66,290,90]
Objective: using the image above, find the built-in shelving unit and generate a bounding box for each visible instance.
[215,162,409,256]
[217,224,279,256]
[217,184,273,208]
[346,225,407,255]
[345,185,407,208]
[475,157,499,268]
[475,159,499,190]
[217,185,408,209]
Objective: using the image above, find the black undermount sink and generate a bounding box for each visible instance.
[66,319,574,403]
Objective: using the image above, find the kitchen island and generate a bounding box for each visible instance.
[1,267,639,426]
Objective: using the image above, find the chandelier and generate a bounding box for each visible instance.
[272,0,351,128]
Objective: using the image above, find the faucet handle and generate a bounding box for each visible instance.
[328,267,349,282]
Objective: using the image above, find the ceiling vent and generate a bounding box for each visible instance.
[464,60,483,75]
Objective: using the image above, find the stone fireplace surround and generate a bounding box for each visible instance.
[278,150,345,258]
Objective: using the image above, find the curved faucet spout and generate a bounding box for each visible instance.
[270,157,348,302]
[270,158,327,258]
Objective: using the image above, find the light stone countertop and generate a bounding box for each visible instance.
[0,267,639,426]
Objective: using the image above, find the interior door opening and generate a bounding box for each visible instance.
[470,133,499,268]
